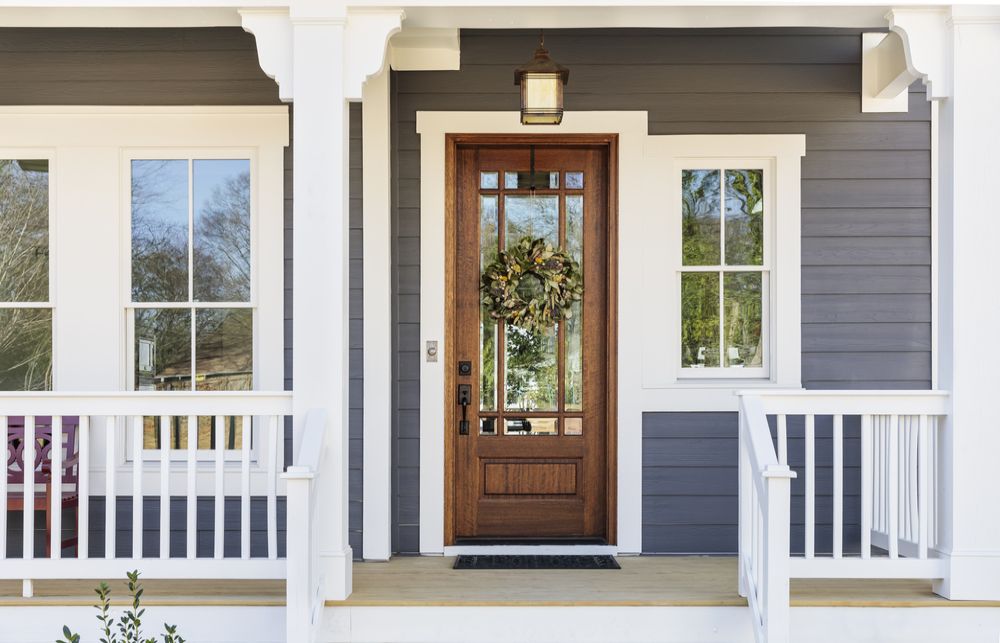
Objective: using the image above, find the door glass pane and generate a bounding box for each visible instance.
[480,195,499,411]
[0,160,49,302]
[480,171,499,190]
[724,272,763,368]
[565,172,584,189]
[681,272,720,368]
[681,169,721,266]
[195,308,253,391]
[725,169,764,266]
[0,308,51,391]
[504,417,558,436]
[505,323,557,411]
[135,308,192,390]
[505,171,558,190]
[479,417,497,435]
[505,195,558,247]
[193,159,251,302]
[565,193,584,411]
[564,417,583,436]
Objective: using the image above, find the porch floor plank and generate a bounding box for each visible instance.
[329,556,999,608]
[0,579,285,606]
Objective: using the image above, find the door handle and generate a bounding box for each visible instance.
[457,384,472,435]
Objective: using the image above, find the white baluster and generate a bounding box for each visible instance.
[804,414,815,559]
[78,416,89,559]
[104,416,116,559]
[918,414,930,559]
[132,416,143,558]
[50,416,62,559]
[267,415,278,560]
[888,414,899,559]
[214,415,225,559]
[159,416,170,559]
[0,417,7,560]
[240,415,251,560]
[186,415,197,559]
[23,416,35,560]
[860,414,872,559]
[833,414,843,559]
[908,417,919,544]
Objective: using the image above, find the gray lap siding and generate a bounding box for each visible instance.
[393,28,931,554]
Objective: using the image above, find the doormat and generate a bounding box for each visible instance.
[453,555,620,570]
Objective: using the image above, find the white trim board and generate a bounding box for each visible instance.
[416,111,805,556]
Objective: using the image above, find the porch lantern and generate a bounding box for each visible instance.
[514,34,569,125]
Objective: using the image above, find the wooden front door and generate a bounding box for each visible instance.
[449,138,615,543]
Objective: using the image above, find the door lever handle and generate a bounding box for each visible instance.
[457,384,472,435]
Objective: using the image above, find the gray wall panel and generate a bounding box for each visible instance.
[394,29,931,554]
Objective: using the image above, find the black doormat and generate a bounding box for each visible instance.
[453,555,620,570]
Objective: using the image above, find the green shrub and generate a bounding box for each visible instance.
[57,570,186,643]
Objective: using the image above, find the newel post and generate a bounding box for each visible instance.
[891,5,1000,599]
[762,468,792,643]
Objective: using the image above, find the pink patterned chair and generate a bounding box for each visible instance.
[5,416,81,556]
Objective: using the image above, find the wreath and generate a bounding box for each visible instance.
[480,236,584,332]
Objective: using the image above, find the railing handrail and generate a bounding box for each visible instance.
[740,396,796,490]
[737,389,949,416]
[0,391,293,416]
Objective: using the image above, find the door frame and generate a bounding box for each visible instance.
[442,133,619,546]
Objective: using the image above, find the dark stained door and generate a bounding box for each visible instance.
[453,143,610,541]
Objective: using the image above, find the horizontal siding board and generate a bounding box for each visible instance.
[802,294,931,323]
[801,236,930,266]
[802,322,931,352]
[802,208,930,237]
[802,266,930,294]
[802,179,930,209]
[802,351,931,382]
[801,150,930,179]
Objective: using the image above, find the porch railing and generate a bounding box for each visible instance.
[0,391,293,596]
[738,390,950,643]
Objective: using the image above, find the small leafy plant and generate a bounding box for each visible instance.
[57,570,186,643]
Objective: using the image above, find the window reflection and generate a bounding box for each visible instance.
[0,160,48,302]
[505,195,559,246]
[681,169,721,266]
[0,308,51,391]
[195,308,253,391]
[134,308,192,391]
[193,160,251,302]
[131,160,189,303]
[505,323,558,411]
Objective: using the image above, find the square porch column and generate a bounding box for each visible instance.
[290,13,353,600]
[925,6,1000,600]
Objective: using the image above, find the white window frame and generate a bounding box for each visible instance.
[675,159,773,380]
[123,148,266,461]
[641,135,804,408]
[0,149,57,390]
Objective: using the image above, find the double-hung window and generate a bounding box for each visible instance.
[128,155,255,451]
[679,165,769,377]
[0,156,52,390]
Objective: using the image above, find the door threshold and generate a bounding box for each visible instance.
[443,544,619,557]
[454,538,608,546]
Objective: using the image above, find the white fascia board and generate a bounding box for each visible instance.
[0,7,245,26]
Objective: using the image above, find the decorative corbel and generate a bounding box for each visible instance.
[887,7,952,101]
[239,8,294,103]
[344,8,405,101]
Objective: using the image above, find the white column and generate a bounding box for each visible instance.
[362,68,393,561]
[931,6,1000,600]
[290,11,353,599]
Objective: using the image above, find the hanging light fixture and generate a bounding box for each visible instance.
[514,31,569,125]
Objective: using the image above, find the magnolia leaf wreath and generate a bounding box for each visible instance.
[480,236,584,333]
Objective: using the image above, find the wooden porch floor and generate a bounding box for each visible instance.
[3,556,999,609]
[330,556,999,608]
